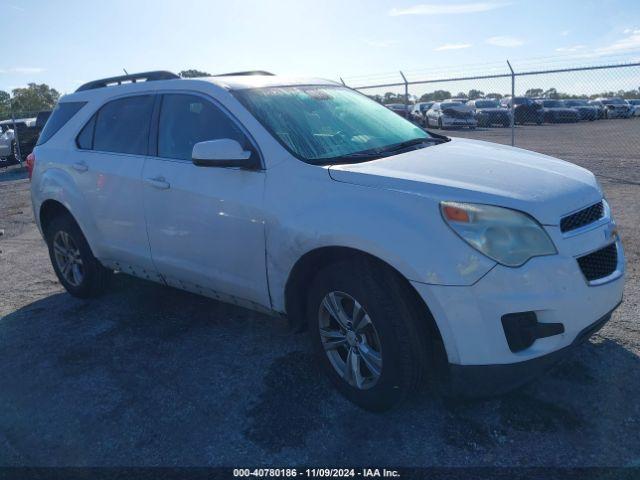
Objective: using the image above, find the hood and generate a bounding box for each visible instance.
[476,108,509,113]
[328,138,601,225]
[441,104,472,111]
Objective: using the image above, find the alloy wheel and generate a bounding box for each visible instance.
[318,291,383,390]
[53,230,84,287]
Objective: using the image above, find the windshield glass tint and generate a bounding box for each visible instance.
[474,100,499,108]
[235,86,429,163]
[607,98,626,105]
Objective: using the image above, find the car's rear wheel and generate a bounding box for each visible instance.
[307,258,431,411]
[46,215,111,298]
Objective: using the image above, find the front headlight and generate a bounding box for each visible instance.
[440,202,557,267]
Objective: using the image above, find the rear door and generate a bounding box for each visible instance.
[72,94,158,276]
[141,92,269,307]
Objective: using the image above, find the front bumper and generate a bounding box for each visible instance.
[476,112,511,125]
[607,108,629,118]
[441,116,477,127]
[446,303,619,396]
[411,218,625,369]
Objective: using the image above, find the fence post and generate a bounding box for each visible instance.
[340,77,346,86]
[507,60,515,147]
[399,71,409,118]
[9,100,23,167]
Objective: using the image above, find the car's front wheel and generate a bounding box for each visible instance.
[46,215,111,298]
[307,258,431,411]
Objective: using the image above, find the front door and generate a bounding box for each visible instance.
[142,93,270,308]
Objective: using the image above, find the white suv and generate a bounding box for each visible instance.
[30,71,625,411]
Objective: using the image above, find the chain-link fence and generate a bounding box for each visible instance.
[346,60,640,184]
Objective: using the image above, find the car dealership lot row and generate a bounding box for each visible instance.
[0,118,638,466]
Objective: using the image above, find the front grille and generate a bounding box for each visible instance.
[444,109,472,118]
[577,243,618,281]
[560,201,604,233]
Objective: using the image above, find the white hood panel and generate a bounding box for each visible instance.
[328,138,601,225]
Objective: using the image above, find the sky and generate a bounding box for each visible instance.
[1,0,639,98]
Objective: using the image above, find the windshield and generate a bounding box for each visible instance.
[474,100,499,108]
[542,100,564,107]
[629,100,640,105]
[235,86,430,164]
[606,98,626,105]
[565,100,587,106]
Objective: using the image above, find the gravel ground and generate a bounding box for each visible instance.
[0,119,638,467]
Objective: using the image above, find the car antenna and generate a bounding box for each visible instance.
[123,68,129,75]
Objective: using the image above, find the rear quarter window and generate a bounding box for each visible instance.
[36,102,86,145]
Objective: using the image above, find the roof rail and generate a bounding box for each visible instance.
[213,70,275,77]
[75,71,180,92]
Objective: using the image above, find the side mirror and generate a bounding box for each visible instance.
[192,139,254,168]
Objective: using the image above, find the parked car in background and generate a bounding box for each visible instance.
[563,99,598,121]
[35,110,52,130]
[385,103,411,119]
[467,98,511,127]
[595,97,632,119]
[500,97,543,125]
[588,100,607,119]
[410,102,434,126]
[30,70,625,411]
[0,118,38,164]
[426,101,477,129]
[535,99,580,123]
[626,99,640,117]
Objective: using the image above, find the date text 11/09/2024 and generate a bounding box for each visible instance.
[232,468,401,477]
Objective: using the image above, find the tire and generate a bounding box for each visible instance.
[307,257,432,411]
[11,142,19,163]
[46,214,111,298]
[7,141,18,165]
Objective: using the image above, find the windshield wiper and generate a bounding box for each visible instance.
[319,136,448,166]
[378,137,447,154]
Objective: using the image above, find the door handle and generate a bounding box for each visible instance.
[72,162,88,173]
[145,176,170,190]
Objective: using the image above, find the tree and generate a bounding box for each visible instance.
[383,92,404,104]
[525,88,543,97]
[455,92,468,99]
[419,90,451,102]
[543,88,559,99]
[468,89,484,100]
[0,90,9,119]
[485,92,503,100]
[10,83,60,115]
[179,69,212,78]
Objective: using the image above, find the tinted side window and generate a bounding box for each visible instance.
[76,114,96,149]
[36,102,86,145]
[158,94,247,161]
[93,95,155,155]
